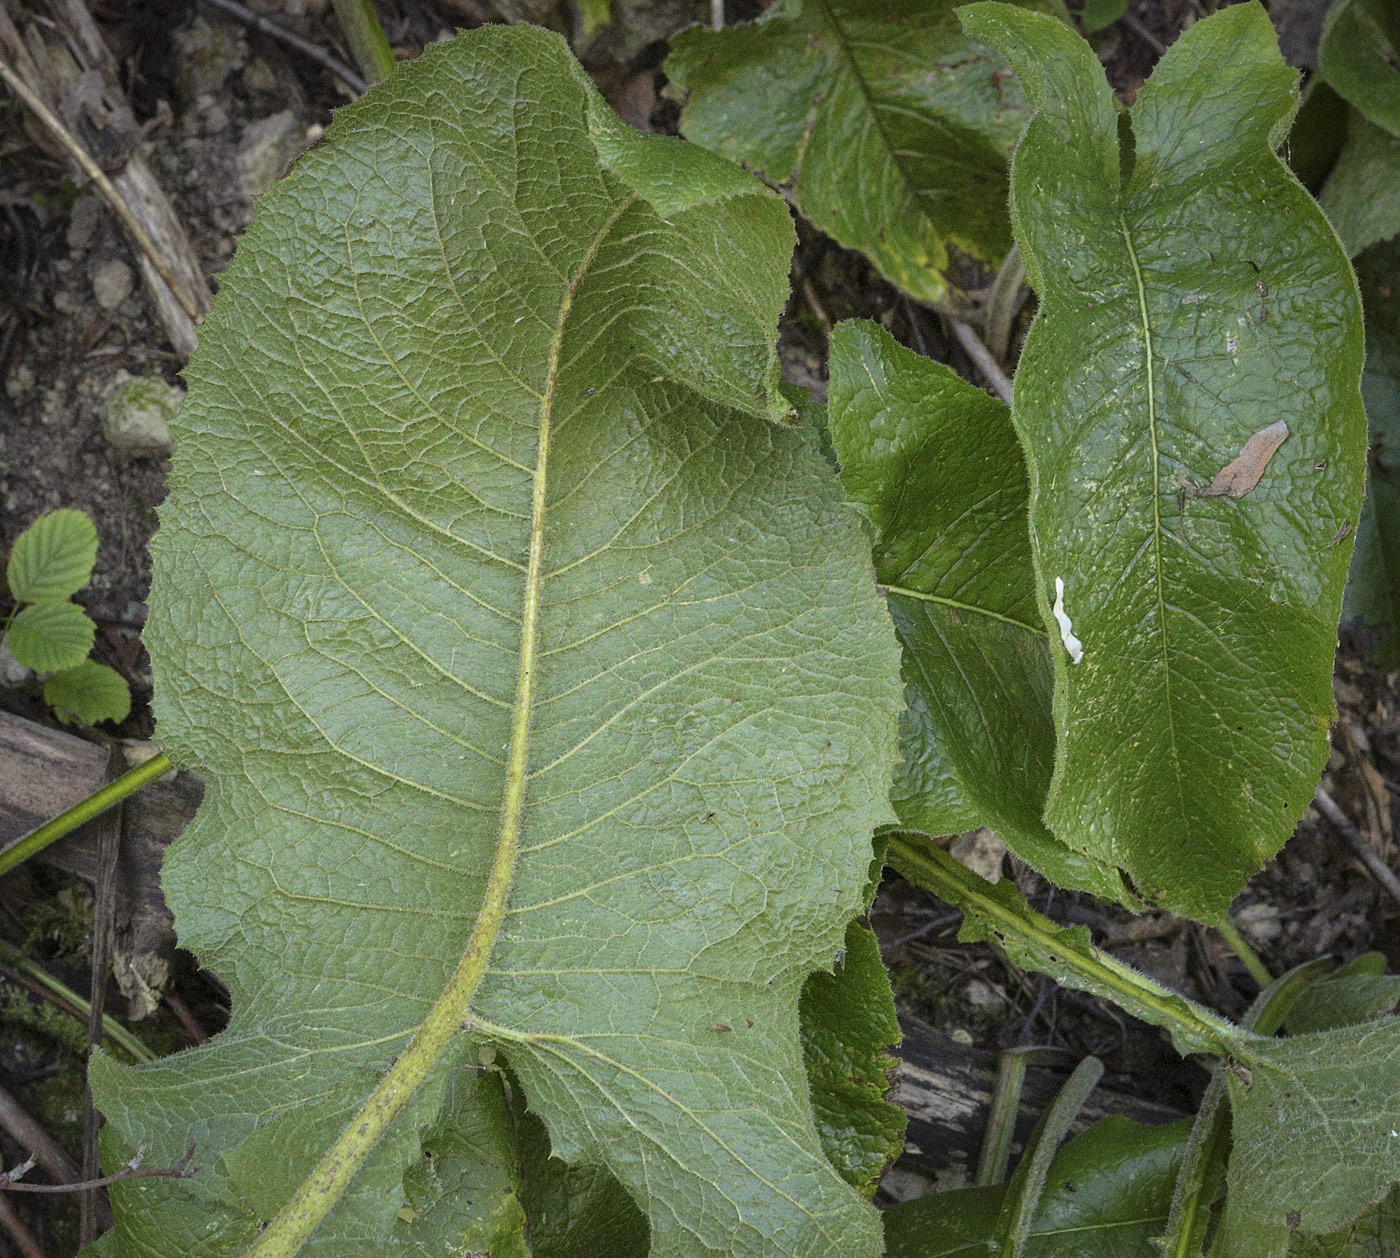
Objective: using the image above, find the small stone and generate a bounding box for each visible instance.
[950,827,1008,884]
[963,978,1004,1011]
[238,110,308,199]
[949,1028,974,1046]
[91,258,134,310]
[242,56,278,95]
[1235,902,1282,945]
[173,17,247,103]
[67,195,102,252]
[102,375,181,457]
[0,638,32,686]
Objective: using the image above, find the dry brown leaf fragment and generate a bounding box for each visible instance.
[1182,420,1290,498]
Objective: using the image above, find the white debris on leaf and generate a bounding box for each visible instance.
[1052,577,1084,664]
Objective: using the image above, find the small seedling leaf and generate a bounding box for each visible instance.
[43,660,131,727]
[6,508,99,604]
[8,601,96,674]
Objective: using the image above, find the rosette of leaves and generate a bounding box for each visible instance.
[665,0,1044,303]
[90,23,904,1258]
[3,509,130,726]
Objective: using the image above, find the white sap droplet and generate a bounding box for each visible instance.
[1052,577,1084,665]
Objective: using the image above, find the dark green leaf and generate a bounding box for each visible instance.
[8,601,96,673]
[1319,0,1400,138]
[883,1115,1192,1258]
[1286,954,1400,1036]
[799,919,906,1197]
[665,0,1043,302]
[961,2,1367,920]
[91,25,902,1258]
[1080,0,1128,34]
[1344,239,1400,665]
[1319,111,1400,256]
[5,508,98,604]
[826,319,1122,898]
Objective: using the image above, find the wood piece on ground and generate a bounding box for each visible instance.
[0,712,108,842]
[891,1012,1189,1181]
[0,712,202,1019]
[1314,786,1400,908]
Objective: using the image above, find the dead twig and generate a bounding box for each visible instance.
[199,0,368,95]
[1121,10,1168,56]
[947,317,1014,404]
[0,1193,46,1258]
[1314,786,1400,909]
[1,1141,198,1194]
[0,58,202,324]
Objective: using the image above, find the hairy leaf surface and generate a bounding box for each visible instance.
[664,0,1040,303]
[827,320,1122,898]
[92,26,903,1258]
[963,2,1367,919]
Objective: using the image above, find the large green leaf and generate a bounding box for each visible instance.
[883,1115,1191,1258]
[91,25,904,1258]
[962,2,1367,919]
[664,0,1040,303]
[1319,0,1400,139]
[826,319,1123,898]
[1223,1018,1400,1240]
[799,918,906,1198]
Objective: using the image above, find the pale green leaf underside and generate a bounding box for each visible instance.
[5,508,98,604]
[826,320,1124,899]
[964,2,1367,919]
[92,26,902,1258]
[665,0,1040,303]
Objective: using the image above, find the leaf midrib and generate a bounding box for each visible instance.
[810,0,944,237]
[883,583,1043,635]
[241,192,640,1258]
[1117,215,1187,814]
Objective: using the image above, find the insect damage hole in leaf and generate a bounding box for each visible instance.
[90,24,903,1258]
